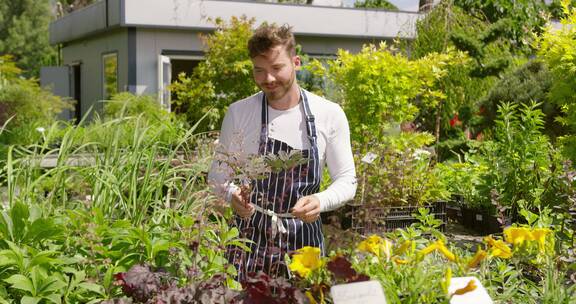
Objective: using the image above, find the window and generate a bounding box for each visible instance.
[102,53,118,100]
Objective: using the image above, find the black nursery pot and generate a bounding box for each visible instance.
[461,206,502,234]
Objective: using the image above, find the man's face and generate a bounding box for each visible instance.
[252,45,300,102]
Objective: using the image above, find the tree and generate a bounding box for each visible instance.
[355,0,397,10]
[308,42,466,143]
[408,1,501,156]
[537,0,576,161]
[0,0,56,77]
[60,0,98,13]
[170,16,258,131]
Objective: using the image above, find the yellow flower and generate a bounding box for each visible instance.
[381,238,393,260]
[289,246,323,278]
[437,241,456,262]
[467,247,487,269]
[442,267,452,295]
[420,241,439,256]
[485,236,512,259]
[393,257,409,265]
[504,227,533,245]
[305,291,317,304]
[419,240,456,261]
[452,279,477,296]
[357,235,392,259]
[531,228,552,250]
[395,240,412,255]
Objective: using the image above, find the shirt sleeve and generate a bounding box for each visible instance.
[314,106,357,212]
[207,106,237,201]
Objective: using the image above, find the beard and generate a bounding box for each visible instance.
[259,73,296,102]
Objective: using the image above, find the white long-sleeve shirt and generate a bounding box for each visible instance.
[208,90,357,212]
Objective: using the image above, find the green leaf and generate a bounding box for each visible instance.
[21,296,41,304]
[78,282,106,296]
[10,202,30,242]
[0,211,14,241]
[43,293,62,304]
[29,251,60,268]
[28,218,63,243]
[151,238,170,255]
[102,266,115,290]
[0,285,10,303]
[0,249,17,267]
[5,274,34,294]
[37,278,67,295]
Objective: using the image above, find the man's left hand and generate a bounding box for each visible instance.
[291,195,321,223]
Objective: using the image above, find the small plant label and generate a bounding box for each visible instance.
[475,214,483,221]
[449,277,493,304]
[330,280,387,304]
[361,152,378,164]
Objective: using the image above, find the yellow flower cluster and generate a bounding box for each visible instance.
[504,226,551,250]
[288,246,323,278]
[484,236,512,258]
[357,235,392,260]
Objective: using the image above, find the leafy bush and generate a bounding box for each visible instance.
[354,0,397,10]
[453,0,552,54]
[309,43,466,143]
[0,55,70,147]
[444,102,554,215]
[356,131,449,207]
[170,16,258,132]
[536,0,576,162]
[96,92,186,147]
[479,60,563,137]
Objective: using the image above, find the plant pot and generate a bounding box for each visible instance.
[460,206,475,230]
[446,204,463,224]
[461,206,502,234]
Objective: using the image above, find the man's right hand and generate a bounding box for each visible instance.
[230,189,255,218]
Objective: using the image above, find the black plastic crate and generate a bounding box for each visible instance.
[350,201,447,235]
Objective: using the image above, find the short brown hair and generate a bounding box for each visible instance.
[248,23,296,58]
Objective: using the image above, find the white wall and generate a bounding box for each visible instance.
[135,28,204,96]
[124,0,420,39]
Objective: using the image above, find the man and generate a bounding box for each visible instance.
[208,23,356,280]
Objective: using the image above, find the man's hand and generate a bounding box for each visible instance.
[230,189,255,218]
[291,195,321,223]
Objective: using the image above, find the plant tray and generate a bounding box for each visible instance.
[349,201,447,235]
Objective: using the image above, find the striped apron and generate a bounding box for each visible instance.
[227,90,324,281]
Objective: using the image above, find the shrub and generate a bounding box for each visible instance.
[170,16,258,132]
[356,131,449,207]
[536,0,576,162]
[0,56,70,147]
[309,43,466,143]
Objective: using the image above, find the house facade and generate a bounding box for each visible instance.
[45,0,421,120]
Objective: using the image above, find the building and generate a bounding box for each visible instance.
[44,0,421,120]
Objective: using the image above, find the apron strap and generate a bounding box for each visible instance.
[259,89,318,150]
[300,90,318,149]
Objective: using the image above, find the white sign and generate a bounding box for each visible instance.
[449,277,493,304]
[361,152,378,164]
[476,214,483,221]
[331,280,387,304]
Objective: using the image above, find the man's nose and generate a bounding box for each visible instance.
[265,72,276,83]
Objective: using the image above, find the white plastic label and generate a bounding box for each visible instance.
[449,277,493,304]
[361,152,378,164]
[331,280,387,304]
[476,214,483,221]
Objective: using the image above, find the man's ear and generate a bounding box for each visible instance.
[294,55,302,70]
